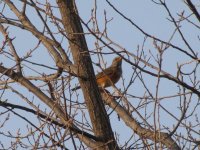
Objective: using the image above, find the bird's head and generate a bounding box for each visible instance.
[111,56,122,67]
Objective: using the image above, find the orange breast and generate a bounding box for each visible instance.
[96,70,121,88]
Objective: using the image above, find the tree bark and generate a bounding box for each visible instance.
[101,92,181,150]
[57,0,119,149]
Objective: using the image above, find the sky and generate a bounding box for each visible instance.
[0,0,199,149]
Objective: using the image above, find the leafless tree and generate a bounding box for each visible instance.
[0,0,200,149]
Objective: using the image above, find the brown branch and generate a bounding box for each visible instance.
[105,0,198,60]
[160,0,196,56]
[2,0,78,77]
[185,0,200,22]
[0,101,99,141]
[0,65,101,148]
[1,103,68,149]
[0,24,22,73]
[101,92,181,150]
[80,17,200,97]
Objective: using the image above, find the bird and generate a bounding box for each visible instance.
[72,56,122,91]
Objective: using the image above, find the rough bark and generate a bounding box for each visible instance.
[57,0,119,149]
[101,92,181,150]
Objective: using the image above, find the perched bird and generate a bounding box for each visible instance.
[72,56,122,91]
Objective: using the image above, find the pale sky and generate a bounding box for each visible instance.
[0,0,199,149]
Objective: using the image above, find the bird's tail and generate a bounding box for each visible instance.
[71,86,81,91]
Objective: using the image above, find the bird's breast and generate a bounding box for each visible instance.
[96,67,122,88]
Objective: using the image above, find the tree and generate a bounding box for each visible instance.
[0,0,199,149]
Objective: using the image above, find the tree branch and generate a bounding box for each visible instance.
[101,92,181,150]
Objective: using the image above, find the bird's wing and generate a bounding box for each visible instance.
[96,67,114,80]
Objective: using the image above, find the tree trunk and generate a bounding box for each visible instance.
[57,0,119,149]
